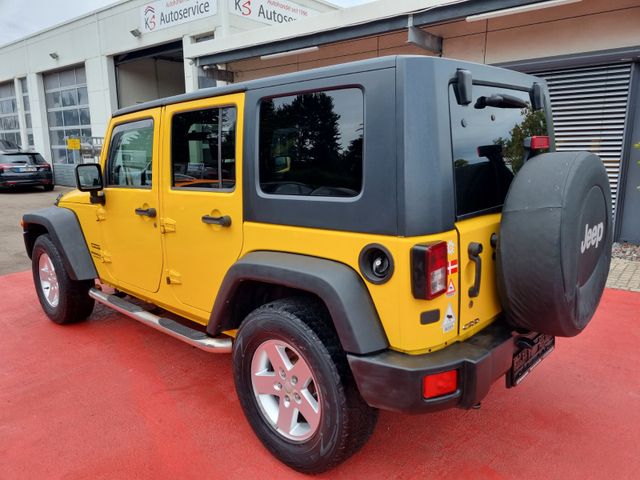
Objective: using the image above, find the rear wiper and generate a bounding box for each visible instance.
[474,94,528,109]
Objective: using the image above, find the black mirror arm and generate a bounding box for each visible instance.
[89,191,106,205]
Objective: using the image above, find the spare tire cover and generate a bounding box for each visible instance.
[497,151,612,337]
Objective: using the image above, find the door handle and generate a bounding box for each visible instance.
[201,214,232,227]
[135,207,157,218]
[468,242,483,298]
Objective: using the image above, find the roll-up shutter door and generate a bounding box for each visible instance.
[534,63,632,213]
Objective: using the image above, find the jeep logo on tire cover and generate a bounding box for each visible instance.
[580,222,604,254]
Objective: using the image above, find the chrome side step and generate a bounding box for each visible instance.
[89,288,232,353]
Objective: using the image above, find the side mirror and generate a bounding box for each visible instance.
[75,163,105,205]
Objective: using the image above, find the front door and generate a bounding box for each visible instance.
[160,94,244,315]
[100,110,163,293]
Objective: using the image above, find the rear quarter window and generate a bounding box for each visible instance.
[258,88,363,197]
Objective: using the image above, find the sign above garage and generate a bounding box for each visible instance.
[229,0,319,25]
[141,0,218,33]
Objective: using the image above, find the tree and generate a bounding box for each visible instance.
[494,108,547,173]
[260,92,343,186]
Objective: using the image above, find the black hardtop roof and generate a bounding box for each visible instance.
[113,55,540,117]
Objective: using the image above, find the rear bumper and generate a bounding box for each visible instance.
[0,172,53,187]
[347,321,516,414]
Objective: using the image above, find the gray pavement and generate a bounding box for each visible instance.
[606,257,640,292]
[0,186,73,275]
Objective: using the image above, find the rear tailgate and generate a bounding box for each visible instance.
[456,214,501,336]
[449,83,548,336]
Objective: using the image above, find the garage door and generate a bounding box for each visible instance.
[534,63,632,213]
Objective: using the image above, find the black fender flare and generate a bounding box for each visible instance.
[22,206,98,281]
[207,251,389,355]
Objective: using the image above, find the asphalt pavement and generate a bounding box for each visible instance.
[0,186,73,275]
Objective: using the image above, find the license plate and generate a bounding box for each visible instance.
[20,167,37,172]
[507,333,555,387]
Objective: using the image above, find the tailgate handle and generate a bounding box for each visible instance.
[201,214,232,227]
[468,242,483,298]
[135,207,157,218]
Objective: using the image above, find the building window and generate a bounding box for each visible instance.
[171,107,236,190]
[259,88,364,197]
[19,78,34,148]
[0,82,20,148]
[44,66,91,164]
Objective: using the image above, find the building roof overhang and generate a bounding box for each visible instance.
[194,0,547,66]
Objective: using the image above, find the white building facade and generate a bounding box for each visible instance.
[0,0,336,169]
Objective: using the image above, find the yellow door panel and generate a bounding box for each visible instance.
[98,109,164,293]
[56,198,116,286]
[455,213,502,337]
[160,94,245,315]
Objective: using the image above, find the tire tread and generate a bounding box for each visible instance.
[32,234,94,324]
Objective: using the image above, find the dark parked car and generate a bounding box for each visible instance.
[0,151,54,191]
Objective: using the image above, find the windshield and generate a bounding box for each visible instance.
[449,84,548,217]
[0,153,48,165]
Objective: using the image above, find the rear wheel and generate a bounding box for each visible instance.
[43,184,54,192]
[32,234,94,324]
[233,297,377,473]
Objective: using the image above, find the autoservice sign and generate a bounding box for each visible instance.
[141,0,218,33]
[229,0,318,26]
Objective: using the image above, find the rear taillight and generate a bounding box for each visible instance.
[526,135,550,150]
[411,241,448,300]
[423,370,458,399]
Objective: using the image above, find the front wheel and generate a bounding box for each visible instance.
[32,234,95,324]
[233,298,377,473]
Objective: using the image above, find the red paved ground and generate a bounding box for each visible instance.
[1,269,639,479]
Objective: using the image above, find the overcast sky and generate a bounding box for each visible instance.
[0,0,372,47]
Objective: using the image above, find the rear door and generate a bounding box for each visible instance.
[160,93,244,315]
[449,84,548,335]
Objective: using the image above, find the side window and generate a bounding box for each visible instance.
[106,119,154,188]
[259,88,363,197]
[171,107,236,190]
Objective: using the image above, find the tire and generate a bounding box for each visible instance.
[31,234,95,324]
[233,297,377,473]
[497,151,612,337]
[43,184,54,192]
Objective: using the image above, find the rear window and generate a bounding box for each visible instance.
[0,153,47,165]
[449,84,547,217]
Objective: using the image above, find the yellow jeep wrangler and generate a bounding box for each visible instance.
[22,56,612,473]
